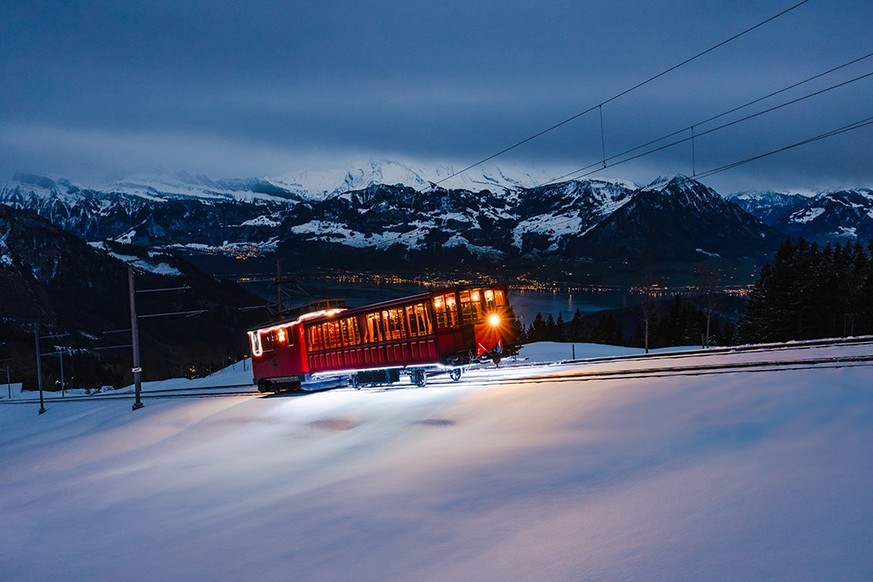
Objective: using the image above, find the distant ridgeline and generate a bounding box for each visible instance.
[2,169,871,286]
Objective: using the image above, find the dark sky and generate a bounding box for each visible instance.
[1,0,871,192]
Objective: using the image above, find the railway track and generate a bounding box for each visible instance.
[5,336,873,404]
[478,353,873,388]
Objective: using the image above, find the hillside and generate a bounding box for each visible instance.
[1,342,871,580]
[0,205,266,388]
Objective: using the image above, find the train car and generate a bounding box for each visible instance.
[247,285,519,392]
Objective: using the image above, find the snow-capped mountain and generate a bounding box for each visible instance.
[0,172,293,251]
[270,176,638,266]
[777,188,873,244]
[274,159,560,199]
[725,190,814,226]
[0,167,637,260]
[104,172,303,203]
[571,175,780,263]
[2,163,871,282]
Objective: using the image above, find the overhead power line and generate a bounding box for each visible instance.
[430,0,812,188]
[695,115,873,178]
[501,113,872,245]
[512,113,873,238]
[541,50,873,186]
[550,68,873,184]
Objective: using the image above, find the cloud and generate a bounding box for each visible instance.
[1,0,872,191]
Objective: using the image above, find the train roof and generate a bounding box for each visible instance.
[248,283,509,332]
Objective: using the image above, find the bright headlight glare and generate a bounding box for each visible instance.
[488,313,501,327]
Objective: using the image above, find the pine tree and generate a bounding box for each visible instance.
[545,314,557,341]
[528,313,546,342]
[567,308,585,341]
[554,313,566,341]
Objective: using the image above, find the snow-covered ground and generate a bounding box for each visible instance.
[1,342,871,580]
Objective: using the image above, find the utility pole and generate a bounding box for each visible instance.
[59,349,66,397]
[129,267,144,411]
[34,324,46,415]
[127,266,204,411]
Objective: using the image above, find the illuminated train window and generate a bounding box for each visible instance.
[249,331,263,356]
[405,303,432,336]
[459,289,486,323]
[364,312,383,343]
[433,293,458,328]
[384,308,405,340]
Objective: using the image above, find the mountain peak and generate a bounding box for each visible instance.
[643,174,701,193]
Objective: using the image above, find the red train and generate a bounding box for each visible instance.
[247,285,519,392]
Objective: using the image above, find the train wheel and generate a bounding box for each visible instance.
[411,370,427,387]
[449,368,462,382]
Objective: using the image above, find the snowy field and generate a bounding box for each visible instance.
[1,342,872,581]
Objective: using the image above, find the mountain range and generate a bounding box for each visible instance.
[2,162,872,286]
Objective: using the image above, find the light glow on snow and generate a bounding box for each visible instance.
[1,341,871,580]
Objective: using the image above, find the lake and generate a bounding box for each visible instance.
[245,278,635,326]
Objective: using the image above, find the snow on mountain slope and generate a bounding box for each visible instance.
[104,172,301,203]
[726,189,816,226]
[778,188,873,243]
[274,158,559,198]
[572,175,779,261]
[3,166,870,266]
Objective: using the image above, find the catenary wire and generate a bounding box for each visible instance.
[551,69,873,185]
[539,50,873,186]
[694,115,873,178]
[507,114,873,239]
[428,0,812,188]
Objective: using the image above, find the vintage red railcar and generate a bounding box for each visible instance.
[247,285,519,392]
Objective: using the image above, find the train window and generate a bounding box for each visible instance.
[352,317,360,345]
[316,325,325,351]
[484,289,496,310]
[434,295,446,327]
[433,293,458,327]
[249,331,263,357]
[318,323,328,349]
[340,318,352,346]
[261,331,276,352]
[405,305,418,336]
[386,308,405,340]
[416,303,432,335]
[307,326,321,352]
[403,303,430,337]
[381,310,390,340]
[365,312,383,343]
[339,318,348,346]
[445,294,458,327]
[471,289,484,321]
[494,289,506,307]
[459,289,485,323]
[341,316,360,346]
[326,320,341,349]
[459,290,473,323]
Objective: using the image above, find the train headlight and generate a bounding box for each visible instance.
[487,313,501,327]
